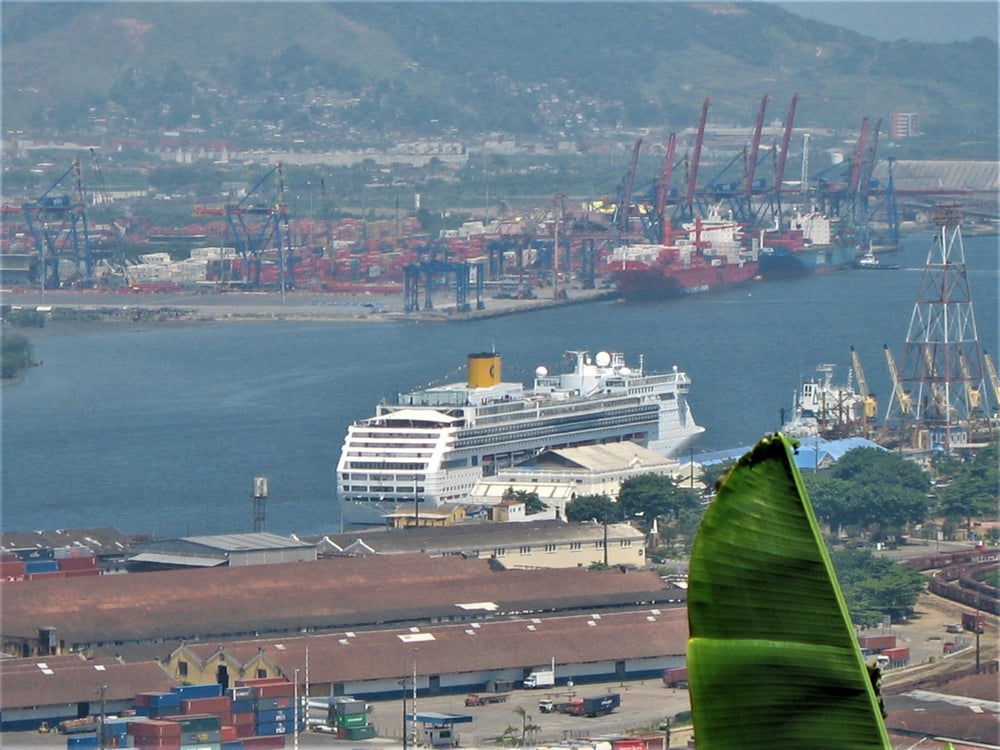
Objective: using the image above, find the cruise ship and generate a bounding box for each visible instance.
[336,349,705,509]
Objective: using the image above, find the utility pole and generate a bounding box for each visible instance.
[98,684,107,750]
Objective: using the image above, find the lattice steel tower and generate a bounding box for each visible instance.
[884,204,992,451]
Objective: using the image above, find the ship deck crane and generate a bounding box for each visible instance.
[881,344,913,444]
[850,346,877,438]
[985,351,1000,407]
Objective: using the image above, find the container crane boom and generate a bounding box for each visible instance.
[773,93,799,197]
[684,98,711,211]
[848,117,870,195]
[655,133,677,220]
[616,138,642,233]
[958,350,982,411]
[884,344,912,414]
[744,94,768,199]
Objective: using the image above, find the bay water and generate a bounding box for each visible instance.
[2,233,996,537]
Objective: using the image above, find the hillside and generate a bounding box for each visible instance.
[1,2,997,153]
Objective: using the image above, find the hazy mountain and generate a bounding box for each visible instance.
[2,2,996,152]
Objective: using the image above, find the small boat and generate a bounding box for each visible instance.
[853,251,900,270]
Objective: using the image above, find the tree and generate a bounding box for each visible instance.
[802,447,930,538]
[937,444,998,535]
[565,494,620,523]
[830,548,926,626]
[618,473,702,533]
[501,487,547,515]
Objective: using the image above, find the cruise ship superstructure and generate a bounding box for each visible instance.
[336,350,705,509]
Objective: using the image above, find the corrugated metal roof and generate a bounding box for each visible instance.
[524,442,677,472]
[182,532,315,551]
[127,552,227,567]
[0,658,177,710]
[1,553,671,649]
[871,160,1000,192]
[171,607,689,686]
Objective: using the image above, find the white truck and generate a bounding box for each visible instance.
[523,668,555,689]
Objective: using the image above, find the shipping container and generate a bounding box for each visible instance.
[344,724,377,740]
[254,697,293,711]
[662,667,688,688]
[240,735,286,749]
[255,720,293,736]
[333,712,367,729]
[255,709,292,725]
[230,699,255,715]
[25,559,60,574]
[173,684,224,700]
[66,735,100,749]
[857,634,896,652]
[962,612,986,633]
[181,697,232,716]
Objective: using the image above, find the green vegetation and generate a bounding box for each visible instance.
[1,3,996,152]
[830,549,926,626]
[1,331,34,380]
[803,448,930,541]
[686,434,891,749]
[933,444,999,536]
[500,487,547,515]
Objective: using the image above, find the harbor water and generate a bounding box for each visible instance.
[2,233,997,537]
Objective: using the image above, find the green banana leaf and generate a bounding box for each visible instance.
[686,434,890,750]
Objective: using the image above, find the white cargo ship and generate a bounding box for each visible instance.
[336,349,704,510]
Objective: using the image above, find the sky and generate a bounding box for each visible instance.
[773,1,1000,42]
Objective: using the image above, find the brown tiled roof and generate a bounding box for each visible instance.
[886,706,999,747]
[0,656,177,710]
[172,608,689,684]
[1,554,676,647]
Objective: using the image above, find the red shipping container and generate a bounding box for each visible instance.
[64,568,102,578]
[128,719,182,737]
[256,684,295,700]
[221,725,238,741]
[181,696,232,715]
[58,556,98,571]
[130,741,181,750]
[882,647,910,660]
[235,677,291,688]
[858,634,896,651]
[0,560,27,576]
[242,736,287,749]
[27,570,65,580]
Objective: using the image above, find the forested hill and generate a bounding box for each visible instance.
[2,2,996,152]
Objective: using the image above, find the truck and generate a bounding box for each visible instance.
[523,668,555,689]
[541,693,621,717]
[464,693,510,706]
[962,612,986,634]
[662,666,688,688]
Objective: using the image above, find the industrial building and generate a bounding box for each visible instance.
[1,553,681,658]
[162,608,688,700]
[310,519,648,570]
[126,532,317,571]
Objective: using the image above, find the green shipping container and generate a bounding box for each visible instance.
[336,712,368,728]
[345,724,377,740]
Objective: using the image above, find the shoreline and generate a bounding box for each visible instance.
[1,288,620,328]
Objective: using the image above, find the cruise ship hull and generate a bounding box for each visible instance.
[337,350,704,512]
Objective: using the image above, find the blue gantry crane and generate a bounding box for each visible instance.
[22,158,93,287]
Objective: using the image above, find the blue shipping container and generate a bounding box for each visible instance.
[256,720,297,735]
[66,735,99,749]
[172,682,223,699]
[231,698,255,714]
[25,559,60,574]
[148,692,182,708]
[255,708,291,724]
[222,743,246,750]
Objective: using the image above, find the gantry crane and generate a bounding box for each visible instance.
[21,158,93,287]
[195,164,294,290]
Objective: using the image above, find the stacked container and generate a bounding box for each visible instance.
[55,546,101,578]
[233,677,304,738]
[327,696,376,740]
[0,552,27,582]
